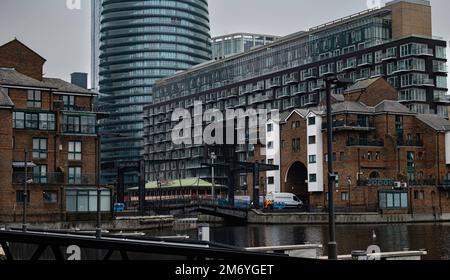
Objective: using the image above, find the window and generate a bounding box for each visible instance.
[13,112,24,128]
[292,138,300,153]
[62,95,75,110]
[292,121,301,129]
[437,76,447,89]
[436,46,446,59]
[68,167,82,184]
[308,117,316,126]
[309,136,316,144]
[267,159,274,165]
[267,141,274,149]
[39,113,56,130]
[66,189,111,213]
[309,174,317,183]
[379,191,408,209]
[63,114,96,134]
[341,192,349,201]
[16,191,30,203]
[414,190,425,200]
[32,138,47,159]
[33,165,47,184]
[367,151,373,161]
[375,152,381,160]
[13,112,55,131]
[68,141,82,161]
[268,177,274,185]
[267,123,273,132]
[309,155,317,164]
[43,191,58,204]
[340,152,345,161]
[27,90,41,108]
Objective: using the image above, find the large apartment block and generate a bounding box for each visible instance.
[0,39,109,223]
[143,0,448,189]
[211,33,279,60]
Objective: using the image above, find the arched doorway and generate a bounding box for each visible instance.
[285,162,309,206]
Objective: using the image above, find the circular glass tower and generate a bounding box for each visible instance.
[98,0,212,183]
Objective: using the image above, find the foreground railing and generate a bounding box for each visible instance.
[0,229,292,260]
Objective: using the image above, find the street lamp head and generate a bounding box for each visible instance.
[210,152,217,160]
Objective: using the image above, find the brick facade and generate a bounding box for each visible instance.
[262,78,450,214]
[0,39,103,223]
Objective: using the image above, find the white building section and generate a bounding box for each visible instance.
[306,112,324,192]
[265,116,281,194]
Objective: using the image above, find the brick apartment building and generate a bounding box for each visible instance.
[260,77,450,214]
[0,39,110,223]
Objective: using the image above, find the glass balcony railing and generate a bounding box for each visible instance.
[347,138,384,147]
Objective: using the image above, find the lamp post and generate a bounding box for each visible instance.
[324,76,353,260]
[22,148,28,232]
[95,133,102,239]
[210,152,216,204]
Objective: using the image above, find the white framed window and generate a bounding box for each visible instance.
[68,141,82,161]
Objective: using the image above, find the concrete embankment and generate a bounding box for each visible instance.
[0,216,175,232]
[248,210,450,225]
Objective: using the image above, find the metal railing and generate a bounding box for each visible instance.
[12,172,65,185]
[347,139,384,147]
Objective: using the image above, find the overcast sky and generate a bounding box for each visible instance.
[0,0,449,84]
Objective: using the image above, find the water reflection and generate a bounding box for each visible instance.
[147,223,450,260]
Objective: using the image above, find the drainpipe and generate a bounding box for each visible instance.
[437,132,442,216]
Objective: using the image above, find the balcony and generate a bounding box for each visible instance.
[68,174,96,185]
[303,70,317,81]
[342,61,357,71]
[357,58,373,67]
[397,139,424,147]
[310,82,325,91]
[440,179,450,189]
[267,79,281,89]
[415,48,434,57]
[284,75,299,85]
[276,90,290,99]
[382,52,397,61]
[252,84,265,92]
[434,94,450,103]
[433,64,448,74]
[347,138,384,147]
[12,172,65,185]
[323,119,375,131]
[62,124,96,135]
[408,179,437,186]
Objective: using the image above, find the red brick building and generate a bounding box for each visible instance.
[0,39,109,223]
[262,78,450,214]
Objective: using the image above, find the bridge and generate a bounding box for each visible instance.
[124,198,253,223]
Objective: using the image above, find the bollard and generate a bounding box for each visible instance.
[351,250,368,260]
[198,223,210,242]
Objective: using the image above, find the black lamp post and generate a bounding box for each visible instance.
[324,76,353,260]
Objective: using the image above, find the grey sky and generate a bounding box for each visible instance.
[0,0,449,84]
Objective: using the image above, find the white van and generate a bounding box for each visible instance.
[272,193,303,208]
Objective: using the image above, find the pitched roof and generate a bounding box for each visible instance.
[345,77,381,92]
[42,78,95,95]
[0,39,46,62]
[374,100,412,114]
[0,68,49,89]
[416,114,450,131]
[0,87,14,107]
[331,101,373,113]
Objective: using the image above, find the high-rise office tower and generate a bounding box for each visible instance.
[91,0,101,91]
[94,0,212,184]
